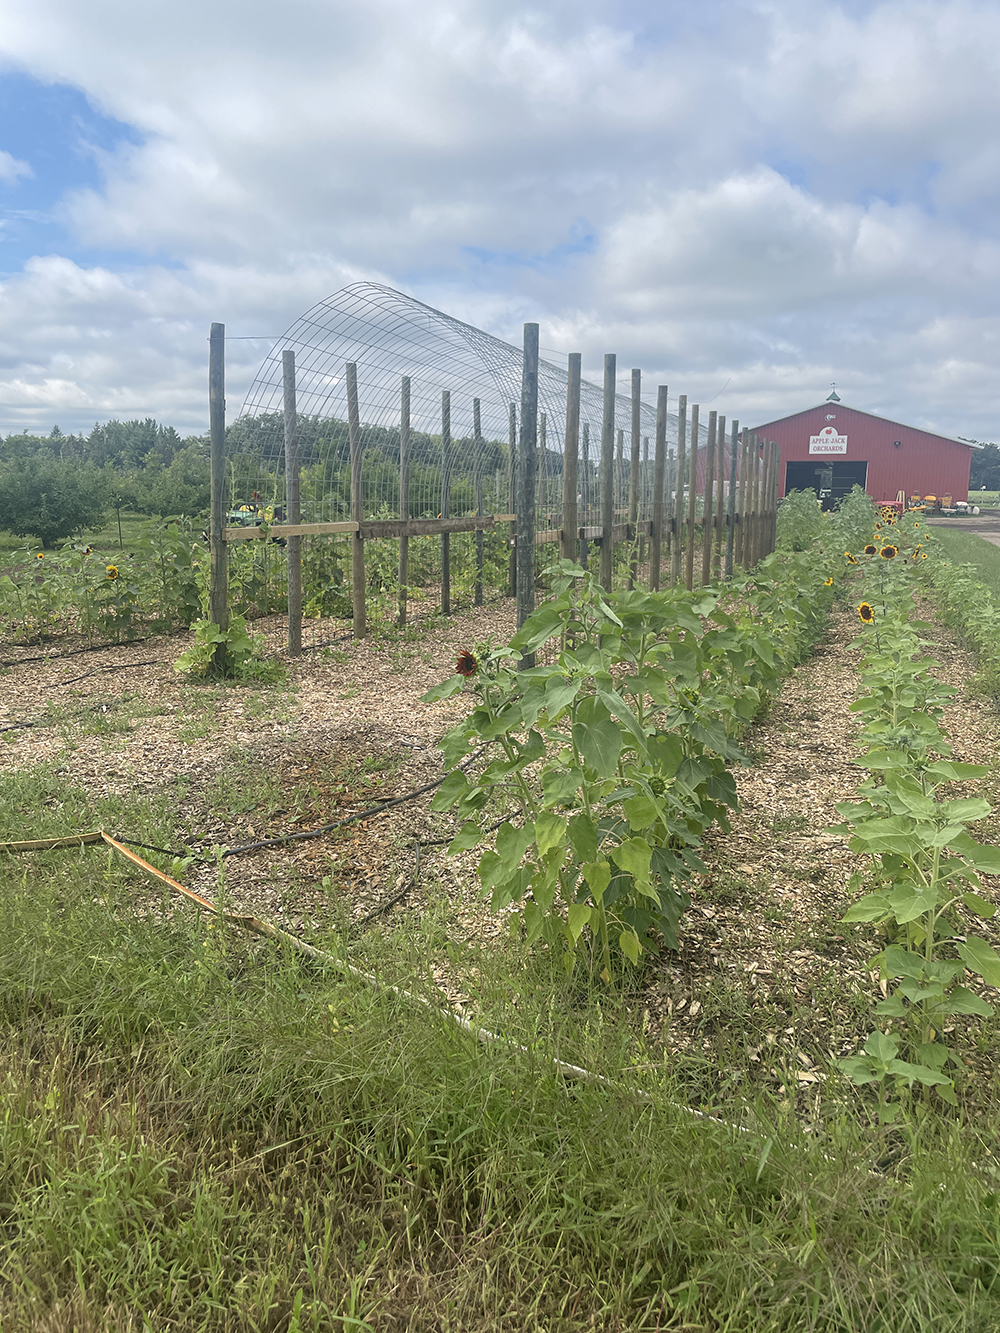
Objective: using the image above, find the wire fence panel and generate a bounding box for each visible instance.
[220,283,756,642]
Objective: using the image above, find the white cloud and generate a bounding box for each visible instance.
[0,0,1000,437]
[0,149,31,184]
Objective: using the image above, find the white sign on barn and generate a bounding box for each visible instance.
[809,426,848,455]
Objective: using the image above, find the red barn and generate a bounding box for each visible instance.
[748,397,976,509]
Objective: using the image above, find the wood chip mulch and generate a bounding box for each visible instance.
[2,591,999,1112]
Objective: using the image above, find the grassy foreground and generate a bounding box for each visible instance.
[0,771,999,1332]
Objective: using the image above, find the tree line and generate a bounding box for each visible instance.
[0,419,211,546]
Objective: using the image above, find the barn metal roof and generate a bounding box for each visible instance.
[749,401,981,449]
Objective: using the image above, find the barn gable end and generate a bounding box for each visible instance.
[748,402,975,508]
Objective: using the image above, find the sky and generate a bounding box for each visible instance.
[0,0,999,439]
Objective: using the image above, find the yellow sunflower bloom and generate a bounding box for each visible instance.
[858,602,875,623]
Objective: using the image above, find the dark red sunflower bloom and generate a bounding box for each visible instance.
[455,649,478,678]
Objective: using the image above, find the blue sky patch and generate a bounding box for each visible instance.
[0,70,150,274]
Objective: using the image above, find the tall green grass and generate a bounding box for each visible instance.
[933,527,1000,600]
[1,766,999,1330]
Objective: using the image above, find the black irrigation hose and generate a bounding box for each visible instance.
[58,659,161,686]
[0,636,155,669]
[217,773,450,859]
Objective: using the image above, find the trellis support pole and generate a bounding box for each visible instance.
[283,350,301,656]
[209,322,228,673]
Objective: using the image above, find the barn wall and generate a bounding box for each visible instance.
[751,405,973,503]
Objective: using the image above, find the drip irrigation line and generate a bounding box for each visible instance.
[0,636,155,669]
[217,746,485,861]
[218,774,447,859]
[115,836,205,862]
[58,659,161,686]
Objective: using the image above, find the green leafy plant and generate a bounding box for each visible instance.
[423,556,836,979]
[174,614,282,682]
[835,533,1000,1110]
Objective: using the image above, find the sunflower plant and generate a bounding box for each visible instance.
[423,557,835,979]
[835,585,1000,1110]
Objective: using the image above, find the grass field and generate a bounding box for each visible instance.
[0,510,188,559]
[0,759,999,1331]
[932,527,1000,599]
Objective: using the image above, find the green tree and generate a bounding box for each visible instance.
[133,444,210,516]
[969,441,1000,490]
[0,457,109,546]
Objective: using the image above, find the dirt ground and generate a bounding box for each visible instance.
[2,590,1000,1105]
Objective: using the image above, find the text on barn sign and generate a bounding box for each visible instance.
[809,426,848,455]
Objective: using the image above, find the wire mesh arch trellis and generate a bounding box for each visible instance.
[231,282,707,527]
[217,283,776,646]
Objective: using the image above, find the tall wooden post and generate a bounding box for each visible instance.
[397,376,411,626]
[714,413,726,580]
[283,350,301,656]
[473,397,484,606]
[440,390,452,615]
[537,412,547,521]
[751,440,759,567]
[650,384,667,590]
[580,421,591,567]
[208,323,228,671]
[735,431,749,569]
[516,324,539,647]
[346,361,365,638]
[616,429,624,519]
[599,354,616,592]
[684,404,700,590]
[561,353,581,562]
[671,395,687,587]
[770,443,781,555]
[628,369,641,587]
[725,419,739,579]
[700,410,717,586]
[507,403,517,596]
[760,440,773,562]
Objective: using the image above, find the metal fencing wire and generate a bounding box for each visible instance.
[231,282,712,526]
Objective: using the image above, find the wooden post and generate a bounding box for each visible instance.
[629,369,641,587]
[671,395,687,587]
[473,397,484,606]
[700,410,717,586]
[684,404,700,590]
[725,418,739,578]
[346,362,365,638]
[735,430,749,569]
[561,353,581,562]
[749,436,762,567]
[599,354,616,592]
[666,448,675,567]
[640,434,649,568]
[760,440,773,563]
[507,402,517,595]
[714,413,726,580]
[440,390,452,615]
[616,429,624,518]
[580,421,591,567]
[208,323,228,671]
[283,350,301,656]
[397,376,410,626]
[650,384,667,590]
[516,323,539,645]
[770,443,781,555]
[537,412,546,521]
